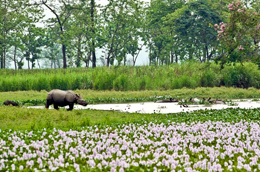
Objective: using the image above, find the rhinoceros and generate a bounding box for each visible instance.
[3,100,19,106]
[45,89,88,110]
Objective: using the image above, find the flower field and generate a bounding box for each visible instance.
[1,120,260,171]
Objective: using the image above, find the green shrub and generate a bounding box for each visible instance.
[222,63,260,88]
[19,78,32,91]
[178,75,197,88]
[81,74,93,89]
[93,70,116,90]
[34,77,50,91]
[201,70,221,87]
[171,77,182,89]
[113,74,129,91]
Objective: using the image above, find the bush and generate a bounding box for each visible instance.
[201,70,221,87]
[113,74,129,91]
[93,70,116,90]
[34,77,50,91]
[222,63,260,88]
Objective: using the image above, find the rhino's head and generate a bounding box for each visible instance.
[75,94,88,106]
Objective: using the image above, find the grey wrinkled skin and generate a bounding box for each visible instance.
[45,89,88,111]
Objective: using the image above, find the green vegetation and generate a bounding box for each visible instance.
[1,87,260,106]
[1,0,260,69]
[0,106,259,131]
[1,62,260,92]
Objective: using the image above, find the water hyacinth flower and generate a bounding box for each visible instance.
[11,164,15,171]
[1,120,260,171]
[19,165,24,170]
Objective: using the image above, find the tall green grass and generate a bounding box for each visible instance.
[1,62,260,91]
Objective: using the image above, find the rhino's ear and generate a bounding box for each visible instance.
[76,94,82,98]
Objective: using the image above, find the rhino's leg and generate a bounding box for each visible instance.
[67,103,74,111]
[53,104,59,110]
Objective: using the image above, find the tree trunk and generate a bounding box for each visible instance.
[149,48,152,66]
[31,53,34,69]
[14,46,17,70]
[3,45,6,69]
[62,44,66,68]
[2,0,6,69]
[133,44,144,66]
[91,0,96,68]
[0,54,3,69]
[175,53,178,63]
[51,59,53,69]
[2,29,6,68]
[123,53,126,66]
[170,51,174,64]
[106,56,110,67]
[76,36,81,67]
[84,52,91,68]
[27,59,30,69]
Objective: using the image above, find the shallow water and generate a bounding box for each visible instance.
[30,99,260,114]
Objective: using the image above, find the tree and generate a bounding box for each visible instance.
[21,25,45,69]
[126,1,147,66]
[215,1,260,67]
[146,0,186,65]
[90,0,96,68]
[6,29,24,69]
[40,0,79,68]
[101,0,145,67]
[0,0,43,69]
[164,0,222,62]
[68,0,101,68]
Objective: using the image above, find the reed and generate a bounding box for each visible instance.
[1,62,260,91]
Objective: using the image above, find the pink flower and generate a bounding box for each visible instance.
[257,24,260,30]
[220,23,226,31]
[236,1,241,7]
[228,3,233,10]
[239,45,244,50]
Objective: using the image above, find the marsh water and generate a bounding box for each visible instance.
[29,99,260,113]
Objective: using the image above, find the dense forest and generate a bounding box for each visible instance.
[0,0,259,69]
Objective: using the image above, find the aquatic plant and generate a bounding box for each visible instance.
[1,120,260,171]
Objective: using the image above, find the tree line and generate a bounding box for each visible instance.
[0,0,259,69]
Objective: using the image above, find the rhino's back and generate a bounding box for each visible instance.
[48,89,75,106]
